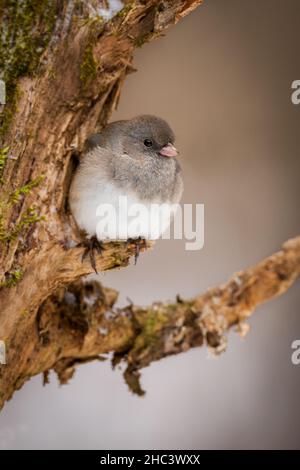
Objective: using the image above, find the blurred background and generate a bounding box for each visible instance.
[1,0,300,450]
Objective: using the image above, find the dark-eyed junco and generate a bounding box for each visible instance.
[69,115,183,270]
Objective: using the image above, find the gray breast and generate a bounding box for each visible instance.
[113,155,183,203]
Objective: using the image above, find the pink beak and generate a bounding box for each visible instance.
[159,143,178,157]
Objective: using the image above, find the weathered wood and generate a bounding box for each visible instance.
[0,0,203,409]
[2,235,300,403]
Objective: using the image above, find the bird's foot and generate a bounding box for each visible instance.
[80,236,104,274]
[126,237,146,265]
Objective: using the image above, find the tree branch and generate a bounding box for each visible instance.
[1,235,298,403]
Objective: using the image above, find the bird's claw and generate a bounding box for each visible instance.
[80,236,104,274]
[126,237,146,265]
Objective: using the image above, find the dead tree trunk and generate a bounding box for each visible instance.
[0,1,299,410]
[0,0,204,409]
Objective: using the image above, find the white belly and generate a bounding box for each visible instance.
[72,182,177,241]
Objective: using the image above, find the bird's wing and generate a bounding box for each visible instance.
[84,133,105,153]
[84,120,128,153]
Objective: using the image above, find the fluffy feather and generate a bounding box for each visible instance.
[69,115,183,241]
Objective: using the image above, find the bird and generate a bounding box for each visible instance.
[69,114,183,272]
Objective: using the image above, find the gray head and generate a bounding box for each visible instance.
[121,115,178,161]
[80,115,183,203]
[85,115,178,162]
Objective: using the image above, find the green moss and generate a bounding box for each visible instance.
[144,311,168,342]
[1,206,45,243]
[131,310,169,355]
[0,269,23,289]
[80,44,98,87]
[0,0,57,138]
[0,146,9,182]
[9,175,45,203]
[0,175,45,243]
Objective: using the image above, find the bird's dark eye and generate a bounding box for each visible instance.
[144,139,153,147]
